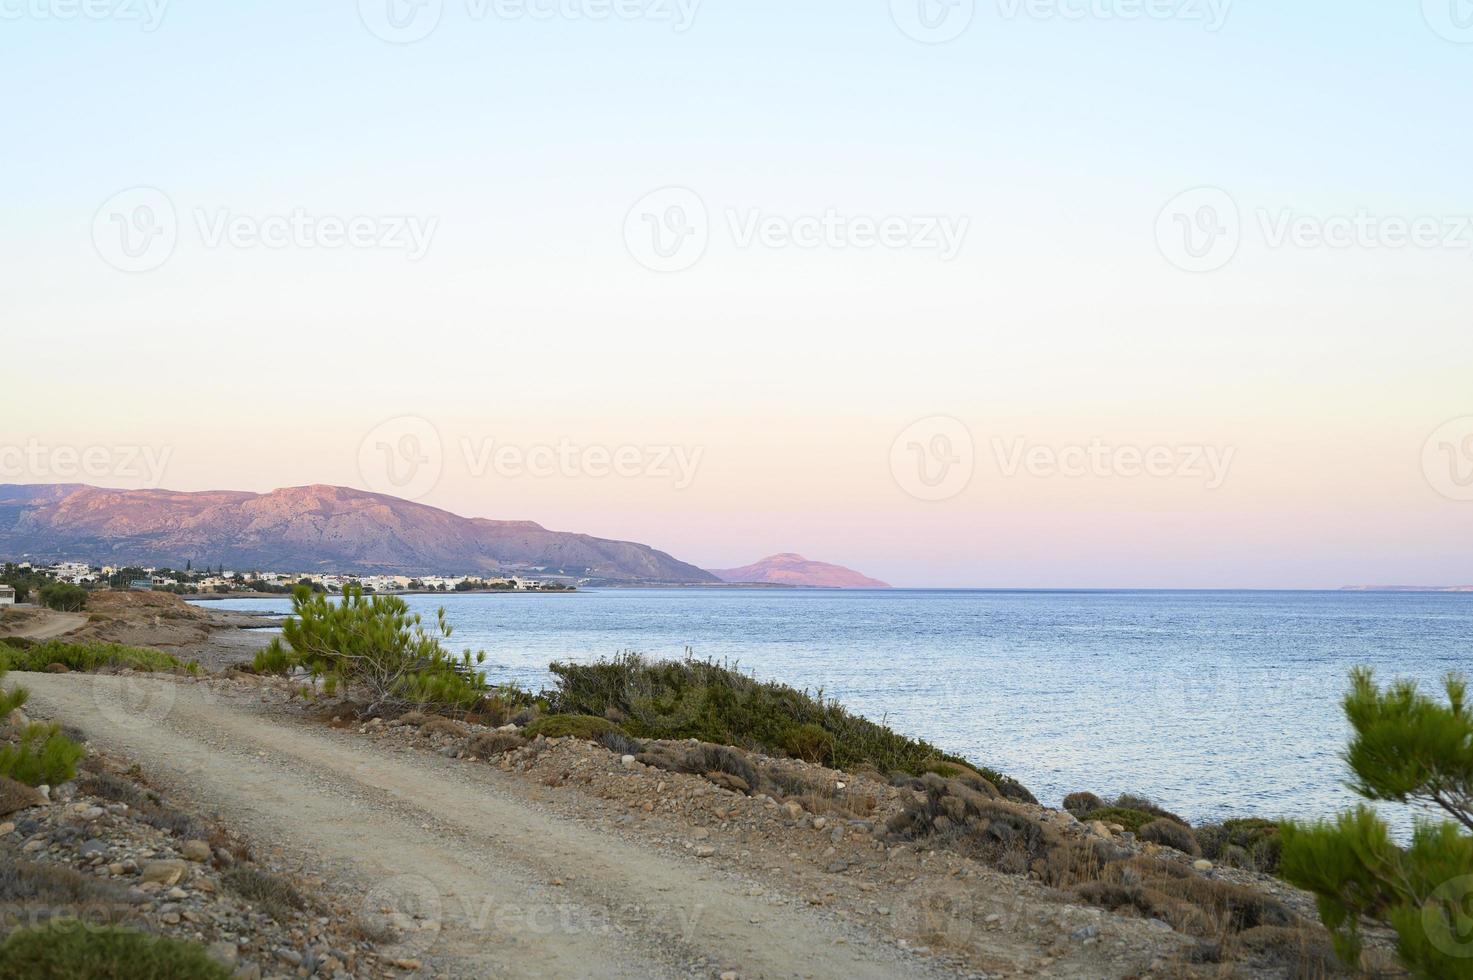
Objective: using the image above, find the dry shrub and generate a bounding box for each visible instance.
[467,731,525,757]
[1231,925,1341,979]
[222,868,305,922]
[77,772,151,808]
[1139,817,1202,856]
[0,859,136,909]
[635,741,758,794]
[887,774,1055,873]
[419,718,468,738]
[396,711,430,727]
[595,730,644,756]
[1063,791,1104,815]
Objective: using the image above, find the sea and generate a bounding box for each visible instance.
[193,588,1472,826]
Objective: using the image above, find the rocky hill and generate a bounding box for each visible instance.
[707,553,890,589]
[0,483,718,584]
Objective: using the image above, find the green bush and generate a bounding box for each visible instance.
[1194,818,1283,873]
[0,640,186,674]
[254,585,489,715]
[1281,669,1473,977]
[1079,807,1157,833]
[523,714,625,741]
[0,922,230,979]
[37,583,88,612]
[547,653,1031,800]
[0,722,85,787]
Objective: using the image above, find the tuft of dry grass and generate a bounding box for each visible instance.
[467,731,525,758]
[1139,817,1201,856]
[221,868,306,922]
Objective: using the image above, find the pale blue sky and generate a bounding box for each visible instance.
[3,1,1472,587]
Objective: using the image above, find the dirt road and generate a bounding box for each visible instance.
[0,606,86,639]
[20,673,952,979]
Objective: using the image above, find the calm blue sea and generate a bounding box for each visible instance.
[194,589,1473,825]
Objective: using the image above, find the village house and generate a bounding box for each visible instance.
[0,585,15,606]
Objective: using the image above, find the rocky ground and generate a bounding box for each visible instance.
[10,664,1400,978]
[1,737,418,978]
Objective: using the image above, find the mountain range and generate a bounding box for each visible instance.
[0,484,715,585]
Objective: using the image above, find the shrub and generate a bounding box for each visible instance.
[778,723,835,764]
[0,722,85,787]
[467,731,525,757]
[222,868,306,922]
[547,653,1029,798]
[596,729,645,756]
[1194,818,1283,873]
[1079,807,1157,833]
[0,857,134,908]
[419,718,468,738]
[1063,791,1105,816]
[37,583,88,612]
[0,923,229,979]
[1139,818,1201,856]
[255,585,490,715]
[0,640,186,674]
[635,741,759,793]
[886,773,1055,874]
[523,715,626,741]
[1281,669,1473,977]
[1114,794,1190,827]
[77,772,150,808]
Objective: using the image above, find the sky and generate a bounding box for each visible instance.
[3,0,1472,588]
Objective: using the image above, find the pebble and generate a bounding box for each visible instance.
[694,845,717,858]
[1192,859,1214,872]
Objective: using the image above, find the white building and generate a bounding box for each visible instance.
[0,585,15,606]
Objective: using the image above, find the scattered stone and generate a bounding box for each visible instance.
[181,839,212,862]
[694,845,717,858]
[79,838,109,858]
[141,860,189,886]
[1192,859,1214,872]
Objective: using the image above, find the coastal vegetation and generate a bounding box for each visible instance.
[0,662,82,787]
[546,652,1033,798]
[254,585,499,715]
[1281,668,1473,977]
[0,638,190,674]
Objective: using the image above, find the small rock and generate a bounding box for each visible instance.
[206,941,239,967]
[1192,859,1214,872]
[621,755,637,767]
[181,840,212,862]
[781,802,804,820]
[277,948,303,966]
[694,845,717,858]
[166,886,189,900]
[141,860,188,886]
[79,839,108,858]
[826,861,849,874]
[43,663,70,673]
[1070,925,1099,941]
